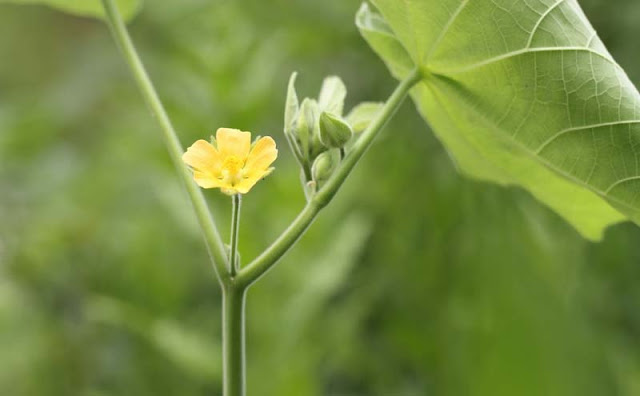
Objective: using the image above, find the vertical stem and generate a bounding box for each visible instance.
[225,196,244,394]
[229,194,242,277]
[223,285,247,396]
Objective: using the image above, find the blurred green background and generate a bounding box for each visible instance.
[1,0,640,395]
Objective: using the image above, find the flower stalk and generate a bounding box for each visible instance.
[229,194,242,276]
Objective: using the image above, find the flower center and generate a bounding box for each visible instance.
[221,156,245,186]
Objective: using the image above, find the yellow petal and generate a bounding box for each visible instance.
[193,171,222,189]
[244,136,278,177]
[216,128,251,161]
[235,168,274,194]
[234,177,261,194]
[182,140,222,174]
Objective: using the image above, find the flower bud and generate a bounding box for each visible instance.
[283,72,308,166]
[318,112,353,148]
[318,76,346,116]
[284,72,299,131]
[293,98,318,157]
[310,119,327,159]
[311,150,339,187]
[346,102,383,133]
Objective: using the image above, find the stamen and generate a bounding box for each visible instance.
[221,156,245,187]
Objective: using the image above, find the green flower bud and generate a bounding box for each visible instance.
[284,72,299,131]
[318,76,347,116]
[294,98,318,158]
[318,112,353,148]
[346,102,383,133]
[310,117,327,159]
[283,72,308,165]
[311,150,339,187]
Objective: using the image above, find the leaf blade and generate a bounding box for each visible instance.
[360,0,640,240]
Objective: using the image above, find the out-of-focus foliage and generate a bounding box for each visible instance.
[0,0,639,395]
[0,0,142,20]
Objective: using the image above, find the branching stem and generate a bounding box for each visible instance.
[237,68,422,287]
[100,0,230,284]
[100,1,421,392]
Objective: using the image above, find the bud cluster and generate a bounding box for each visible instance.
[283,72,383,198]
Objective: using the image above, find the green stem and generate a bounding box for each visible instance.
[229,194,242,277]
[100,0,230,283]
[238,201,320,286]
[237,69,422,287]
[222,284,246,396]
[315,69,422,205]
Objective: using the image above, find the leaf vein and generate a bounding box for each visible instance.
[526,0,566,48]
[429,82,640,214]
[535,120,640,154]
[606,176,640,194]
[437,46,617,74]
[424,0,470,62]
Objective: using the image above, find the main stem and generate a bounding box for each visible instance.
[100,0,230,284]
[223,284,246,396]
[224,194,245,395]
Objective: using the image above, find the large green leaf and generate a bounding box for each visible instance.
[357,0,640,240]
[0,0,142,21]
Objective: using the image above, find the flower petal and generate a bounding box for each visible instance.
[182,140,222,174]
[234,177,261,194]
[244,136,278,177]
[193,171,222,189]
[235,168,274,194]
[216,128,251,161]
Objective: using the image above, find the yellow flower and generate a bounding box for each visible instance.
[182,128,278,195]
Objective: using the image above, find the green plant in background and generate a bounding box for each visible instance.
[0,0,140,19]
[2,0,640,395]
